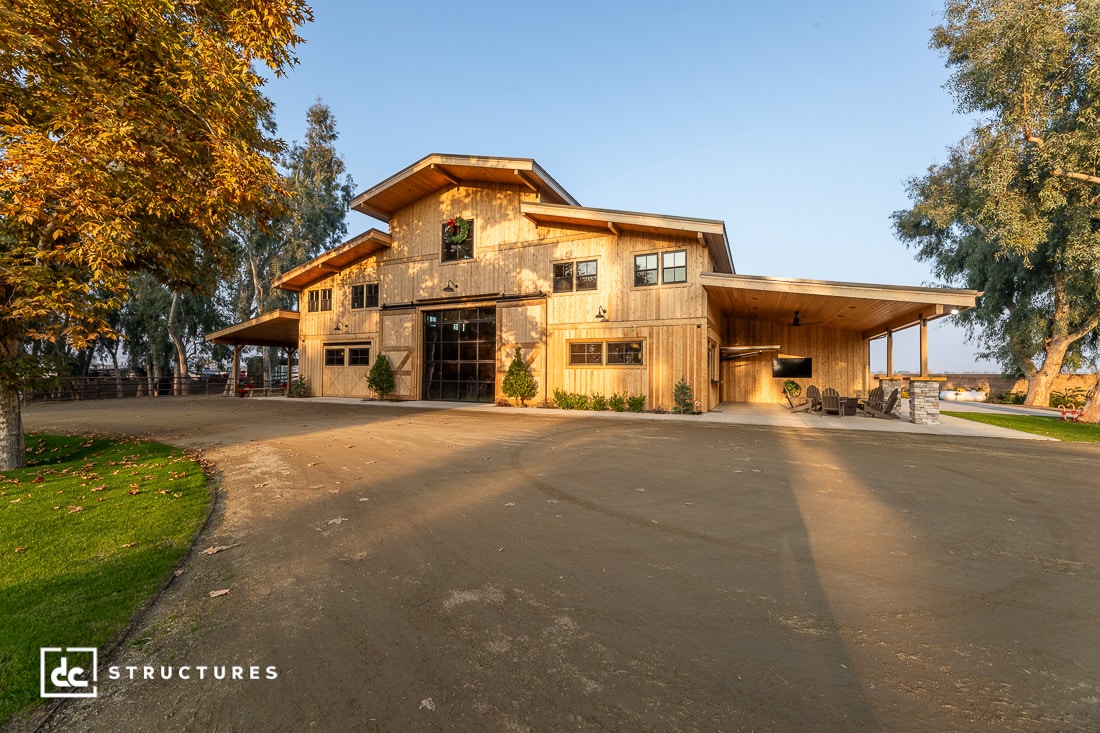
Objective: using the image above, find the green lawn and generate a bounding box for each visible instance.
[0,434,211,728]
[942,411,1100,442]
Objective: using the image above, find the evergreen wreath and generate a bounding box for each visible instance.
[443,216,470,244]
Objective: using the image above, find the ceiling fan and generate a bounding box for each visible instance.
[789,310,822,327]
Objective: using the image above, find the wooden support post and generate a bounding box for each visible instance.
[886,328,893,377]
[232,345,242,395]
[915,314,924,376]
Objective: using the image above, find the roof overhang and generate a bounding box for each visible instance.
[206,310,300,348]
[273,229,392,292]
[350,154,580,221]
[700,272,981,338]
[521,202,734,274]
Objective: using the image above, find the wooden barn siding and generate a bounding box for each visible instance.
[546,322,708,410]
[296,181,714,402]
[721,318,866,403]
[498,301,547,402]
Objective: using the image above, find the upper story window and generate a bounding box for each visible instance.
[442,216,474,262]
[351,283,379,309]
[634,250,687,286]
[633,254,659,287]
[662,250,687,283]
[307,288,333,312]
[553,259,598,293]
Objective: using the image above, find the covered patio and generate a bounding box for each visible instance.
[206,310,301,395]
[701,272,982,413]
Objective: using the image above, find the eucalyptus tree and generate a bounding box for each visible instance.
[0,0,311,467]
[894,0,1100,418]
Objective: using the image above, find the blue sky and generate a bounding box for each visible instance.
[261,0,996,373]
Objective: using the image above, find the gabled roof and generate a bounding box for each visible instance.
[521,202,734,274]
[273,229,392,292]
[350,154,579,221]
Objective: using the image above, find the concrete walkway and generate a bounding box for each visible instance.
[267,396,1060,440]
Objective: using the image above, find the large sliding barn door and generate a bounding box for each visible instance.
[422,307,496,402]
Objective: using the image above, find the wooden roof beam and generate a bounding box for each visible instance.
[608,222,622,237]
[514,169,541,195]
[431,163,460,187]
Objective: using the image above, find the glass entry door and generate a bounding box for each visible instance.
[422,307,496,402]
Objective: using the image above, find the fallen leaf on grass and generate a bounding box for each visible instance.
[14,547,26,553]
[31,476,43,484]
[128,489,140,495]
[121,542,136,548]
[208,589,231,598]
[91,485,106,492]
[202,543,241,555]
[67,506,83,514]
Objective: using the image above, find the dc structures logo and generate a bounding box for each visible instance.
[40,647,98,699]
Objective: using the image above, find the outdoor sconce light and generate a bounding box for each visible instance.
[594,306,607,322]
[950,308,960,315]
[333,321,349,333]
[443,279,459,294]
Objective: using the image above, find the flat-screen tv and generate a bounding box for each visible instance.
[772,357,812,379]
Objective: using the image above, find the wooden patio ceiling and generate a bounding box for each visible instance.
[206,310,300,348]
[700,273,981,339]
[274,229,392,293]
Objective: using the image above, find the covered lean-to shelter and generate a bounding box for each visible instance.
[210,154,980,410]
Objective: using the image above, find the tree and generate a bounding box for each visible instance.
[672,375,695,415]
[501,347,537,406]
[367,355,396,400]
[0,0,312,467]
[893,1,1100,419]
[227,100,356,384]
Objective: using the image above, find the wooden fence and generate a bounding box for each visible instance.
[22,376,234,403]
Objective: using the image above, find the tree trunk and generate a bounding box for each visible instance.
[166,292,190,396]
[0,380,25,470]
[1021,335,1073,407]
[1079,376,1100,424]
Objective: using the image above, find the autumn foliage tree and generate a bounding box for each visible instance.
[0,0,313,468]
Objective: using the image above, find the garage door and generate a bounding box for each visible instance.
[422,307,495,402]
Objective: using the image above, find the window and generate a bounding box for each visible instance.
[568,341,645,366]
[552,259,598,293]
[324,348,344,366]
[662,250,687,283]
[606,341,644,365]
[569,342,603,365]
[351,283,379,309]
[576,260,598,290]
[441,218,474,261]
[553,262,573,293]
[634,254,658,287]
[308,288,333,312]
[348,347,371,366]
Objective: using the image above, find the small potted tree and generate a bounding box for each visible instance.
[366,354,396,400]
[501,347,538,406]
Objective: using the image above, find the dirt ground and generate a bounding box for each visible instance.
[15,397,1100,732]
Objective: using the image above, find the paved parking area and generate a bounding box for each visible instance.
[22,397,1100,732]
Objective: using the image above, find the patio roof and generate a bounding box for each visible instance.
[206,310,300,348]
[700,272,981,338]
[274,229,392,292]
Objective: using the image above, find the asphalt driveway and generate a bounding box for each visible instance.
[19,397,1100,732]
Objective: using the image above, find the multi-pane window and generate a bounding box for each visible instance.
[633,254,659,287]
[569,342,604,365]
[662,250,687,283]
[324,348,344,366]
[351,283,379,309]
[606,341,644,365]
[553,260,598,292]
[568,341,644,366]
[441,218,475,261]
[308,288,333,312]
[348,347,371,366]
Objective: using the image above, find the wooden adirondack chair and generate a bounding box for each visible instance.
[805,385,823,413]
[857,387,884,415]
[863,388,900,419]
[821,387,841,416]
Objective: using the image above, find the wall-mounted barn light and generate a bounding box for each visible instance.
[443,279,459,294]
[594,306,607,322]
